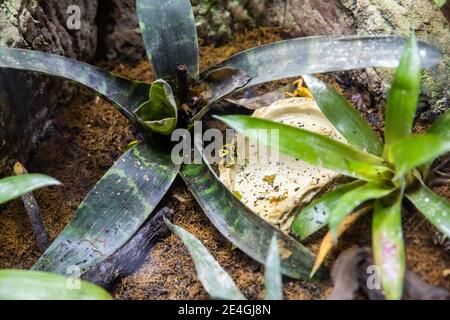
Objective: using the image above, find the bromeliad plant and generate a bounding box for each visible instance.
[0,0,442,285]
[217,34,450,300]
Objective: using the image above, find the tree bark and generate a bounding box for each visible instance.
[0,0,98,174]
[265,0,450,120]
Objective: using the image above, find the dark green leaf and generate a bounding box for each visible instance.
[216,115,392,182]
[389,134,450,179]
[180,161,322,280]
[33,142,179,275]
[190,68,252,123]
[372,194,405,300]
[0,48,150,121]
[208,36,440,89]
[302,75,383,156]
[165,218,246,300]
[384,34,421,149]
[428,109,450,140]
[136,0,199,80]
[407,183,450,238]
[0,174,60,205]
[292,181,364,240]
[328,183,395,240]
[226,83,295,110]
[265,235,283,300]
[135,80,178,135]
[0,270,112,300]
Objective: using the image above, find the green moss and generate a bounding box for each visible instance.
[191,0,266,42]
[0,0,22,47]
[422,55,450,117]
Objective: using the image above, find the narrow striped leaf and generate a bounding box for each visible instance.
[372,194,405,300]
[0,174,60,205]
[328,183,395,240]
[302,75,383,156]
[165,218,246,300]
[264,235,283,300]
[428,109,450,140]
[384,34,421,149]
[190,68,252,123]
[0,48,150,121]
[180,161,322,280]
[136,0,199,80]
[216,115,392,182]
[389,134,450,179]
[292,181,364,240]
[33,142,179,275]
[208,36,441,89]
[407,183,450,238]
[0,270,111,300]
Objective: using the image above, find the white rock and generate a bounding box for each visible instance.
[220,97,347,233]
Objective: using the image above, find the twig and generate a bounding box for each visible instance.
[175,63,189,105]
[82,207,174,288]
[13,162,50,251]
[428,177,450,188]
[330,247,450,300]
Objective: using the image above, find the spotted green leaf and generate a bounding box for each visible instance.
[135,80,178,135]
[389,134,450,179]
[136,0,199,80]
[165,218,245,300]
[33,142,179,275]
[0,174,60,206]
[209,36,441,89]
[407,183,450,238]
[265,235,283,300]
[428,109,450,140]
[328,183,395,241]
[0,270,112,300]
[292,181,364,240]
[216,115,392,182]
[384,34,421,150]
[372,194,405,300]
[302,75,383,156]
[180,160,322,280]
[0,48,150,122]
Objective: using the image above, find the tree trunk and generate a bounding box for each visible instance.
[0,0,98,174]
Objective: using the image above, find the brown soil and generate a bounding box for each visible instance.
[0,28,448,300]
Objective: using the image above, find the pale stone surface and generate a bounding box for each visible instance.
[220,98,346,233]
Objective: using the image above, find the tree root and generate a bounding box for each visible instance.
[329,248,449,300]
[82,207,173,289]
